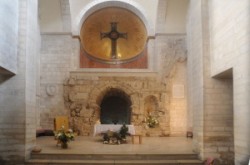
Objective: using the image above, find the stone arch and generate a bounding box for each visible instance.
[73,0,154,36]
[87,82,139,123]
[100,88,132,124]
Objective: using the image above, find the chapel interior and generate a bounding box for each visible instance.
[0,0,249,165]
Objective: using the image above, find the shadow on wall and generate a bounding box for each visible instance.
[0,74,13,84]
[0,66,15,78]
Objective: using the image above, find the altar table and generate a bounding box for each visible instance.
[93,124,135,136]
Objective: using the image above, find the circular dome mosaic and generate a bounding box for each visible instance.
[80,7,148,64]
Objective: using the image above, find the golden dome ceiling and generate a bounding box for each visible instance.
[80,7,148,64]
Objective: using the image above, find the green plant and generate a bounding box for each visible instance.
[119,124,129,139]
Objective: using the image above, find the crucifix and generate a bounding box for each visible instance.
[100,22,127,59]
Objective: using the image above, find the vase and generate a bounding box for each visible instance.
[61,142,68,149]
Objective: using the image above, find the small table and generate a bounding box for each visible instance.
[131,134,142,144]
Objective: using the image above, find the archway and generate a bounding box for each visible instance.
[100,88,131,124]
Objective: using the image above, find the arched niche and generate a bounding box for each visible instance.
[100,88,132,124]
[88,82,139,124]
[144,95,159,116]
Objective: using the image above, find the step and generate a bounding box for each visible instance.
[26,159,203,165]
[30,153,199,160]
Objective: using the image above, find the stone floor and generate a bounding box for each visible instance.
[36,136,194,154]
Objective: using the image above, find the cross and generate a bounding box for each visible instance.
[100,22,127,59]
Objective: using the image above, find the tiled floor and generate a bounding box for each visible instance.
[36,136,194,154]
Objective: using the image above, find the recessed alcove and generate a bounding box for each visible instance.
[100,88,131,124]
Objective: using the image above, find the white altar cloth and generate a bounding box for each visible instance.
[93,124,135,136]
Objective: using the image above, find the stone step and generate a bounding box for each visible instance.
[26,159,204,165]
[30,153,199,160]
[27,153,203,165]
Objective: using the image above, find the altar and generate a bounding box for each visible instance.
[93,124,135,136]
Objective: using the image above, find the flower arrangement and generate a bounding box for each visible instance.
[103,124,129,144]
[54,126,74,148]
[145,115,159,128]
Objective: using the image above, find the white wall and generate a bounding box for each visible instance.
[209,0,250,164]
[210,0,250,76]
[39,0,63,33]
[187,0,249,164]
[186,0,204,158]
[39,34,79,129]
[41,0,188,35]
[0,0,18,74]
[0,0,40,163]
[165,0,189,34]
[133,0,158,31]
[25,0,41,159]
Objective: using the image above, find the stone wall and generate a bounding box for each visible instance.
[38,0,188,138]
[155,0,167,33]
[39,34,79,129]
[0,0,40,164]
[187,0,247,164]
[64,73,170,137]
[154,34,187,136]
[39,34,188,137]
[38,0,78,130]
[60,0,71,32]
[202,1,234,163]
[25,0,41,160]
[39,0,71,33]
[156,35,186,79]
[209,0,250,76]
[155,1,188,137]
[0,0,18,74]
[203,78,234,164]
[187,0,204,159]
[169,62,187,136]
[209,1,250,164]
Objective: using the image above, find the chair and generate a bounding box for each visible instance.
[54,116,69,131]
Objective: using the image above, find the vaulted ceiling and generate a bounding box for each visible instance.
[39,0,189,35]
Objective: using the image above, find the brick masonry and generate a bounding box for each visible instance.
[0,0,40,164]
[187,0,250,164]
[209,1,250,164]
[39,34,78,129]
